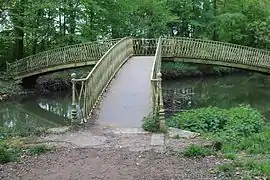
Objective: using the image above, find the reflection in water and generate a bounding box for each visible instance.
[2,72,270,131]
[0,91,72,131]
[163,72,270,121]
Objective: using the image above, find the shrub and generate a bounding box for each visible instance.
[0,141,12,164]
[167,107,228,134]
[167,105,265,140]
[0,126,47,138]
[168,105,269,178]
[142,115,160,132]
[237,126,270,154]
[225,105,265,137]
[26,145,52,155]
[0,139,52,164]
[183,144,216,157]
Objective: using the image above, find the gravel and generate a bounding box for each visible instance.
[1,146,222,180]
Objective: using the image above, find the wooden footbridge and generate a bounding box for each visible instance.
[7,37,270,129]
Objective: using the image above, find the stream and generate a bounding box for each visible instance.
[1,71,270,132]
[163,72,270,121]
[0,92,71,131]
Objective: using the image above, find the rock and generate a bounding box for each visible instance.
[168,127,200,139]
[46,126,71,134]
[150,134,165,146]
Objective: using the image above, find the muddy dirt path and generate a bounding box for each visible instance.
[1,126,223,180]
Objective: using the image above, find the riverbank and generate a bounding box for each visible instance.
[0,62,245,102]
[0,125,227,180]
[1,63,270,179]
[161,61,246,79]
[0,79,30,101]
[0,66,93,102]
[167,105,270,179]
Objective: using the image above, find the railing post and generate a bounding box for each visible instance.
[71,73,77,126]
[157,72,166,131]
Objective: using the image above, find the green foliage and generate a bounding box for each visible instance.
[168,105,270,177]
[183,144,216,157]
[0,126,47,138]
[167,107,228,134]
[161,62,239,79]
[26,145,52,155]
[0,139,52,164]
[168,105,265,141]
[142,113,167,133]
[142,115,160,133]
[216,12,248,44]
[217,157,270,179]
[1,0,270,69]
[0,141,12,164]
[237,126,270,154]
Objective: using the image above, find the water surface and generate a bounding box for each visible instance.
[0,92,72,131]
[163,72,270,121]
[1,71,270,132]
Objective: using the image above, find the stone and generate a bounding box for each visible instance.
[168,127,200,139]
[151,134,164,146]
[46,126,71,134]
[112,128,149,134]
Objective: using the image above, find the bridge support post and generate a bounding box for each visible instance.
[71,73,77,126]
[157,73,166,132]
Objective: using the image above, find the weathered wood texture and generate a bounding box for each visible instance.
[6,38,121,78]
[72,37,133,119]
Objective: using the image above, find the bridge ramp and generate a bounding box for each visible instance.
[97,56,154,128]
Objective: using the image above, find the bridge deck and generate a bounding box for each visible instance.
[97,56,154,128]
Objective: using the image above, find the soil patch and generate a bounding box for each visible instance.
[1,145,222,180]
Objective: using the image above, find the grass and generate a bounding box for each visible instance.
[142,114,167,133]
[25,145,52,155]
[183,144,216,157]
[161,61,240,79]
[167,105,270,179]
[0,126,48,138]
[0,139,53,164]
[0,144,12,164]
[217,156,270,179]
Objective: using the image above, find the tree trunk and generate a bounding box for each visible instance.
[69,0,77,44]
[32,2,43,54]
[13,0,26,60]
[213,0,218,41]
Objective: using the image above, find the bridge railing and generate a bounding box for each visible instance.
[162,37,270,71]
[133,38,158,56]
[6,38,122,76]
[71,37,133,122]
[150,37,166,130]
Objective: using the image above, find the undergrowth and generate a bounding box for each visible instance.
[161,61,240,78]
[183,144,216,157]
[0,125,52,164]
[0,139,52,164]
[167,105,270,179]
[0,126,47,138]
[142,114,167,133]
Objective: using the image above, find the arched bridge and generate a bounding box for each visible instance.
[7,37,270,129]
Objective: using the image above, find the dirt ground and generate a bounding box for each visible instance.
[0,125,224,180]
[0,58,225,179]
[1,147,221,180]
